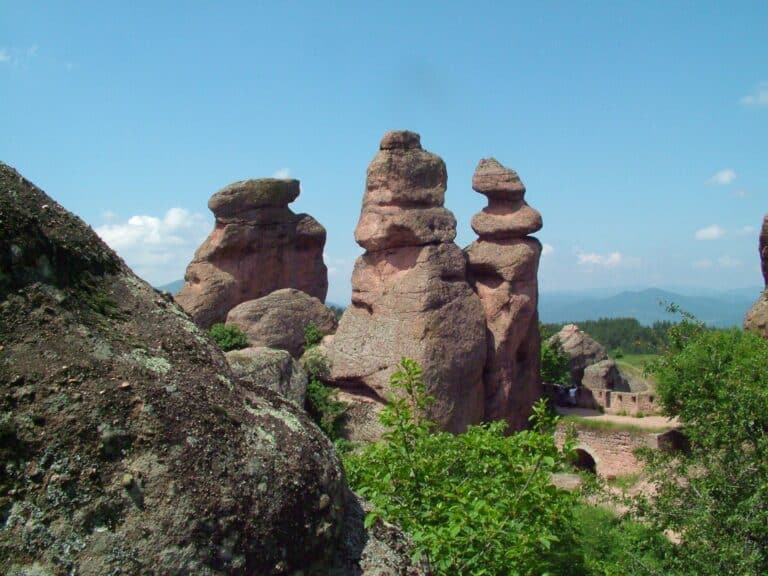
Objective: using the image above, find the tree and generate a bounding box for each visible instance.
[635,317,768,575]
[541,339,570,385]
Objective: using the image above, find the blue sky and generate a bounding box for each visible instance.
[2,1,766,303]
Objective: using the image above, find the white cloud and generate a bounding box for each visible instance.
[736,225,756,236]
[708,169,736,186]
[694,225,726,240]
[0,49,9,63]
[741,82,768,107]
[717,256,742,268]
[272,168,291,179]
[95,208,211,285]
[541,243,554,256]
[731,189,749,199]
[577,251,623,268]
[692,256,741,270]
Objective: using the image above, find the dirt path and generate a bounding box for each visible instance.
[555,406,680,430]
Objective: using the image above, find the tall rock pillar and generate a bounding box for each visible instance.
[744,215,768,338]
[175,178,328,328]
[465,159,543,430]
[327,131,487,433]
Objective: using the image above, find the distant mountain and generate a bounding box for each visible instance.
[154,278,758,328]
[540,287,760,327]
[156,279,185,294]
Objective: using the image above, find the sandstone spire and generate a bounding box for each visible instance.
[744,215,768,338]
[175,178,328,328]
[465,158,543,430]
[326,131,487,433]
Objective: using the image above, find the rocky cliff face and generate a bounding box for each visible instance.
[175,178,328,329]
[744,215,768,338]
[464,159,543,430]
[0,162,422,575]
[327,131,487,433]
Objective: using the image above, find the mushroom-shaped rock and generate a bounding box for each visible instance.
[327,131,487,433]
[175,178,328,329]
[465,159,544,430]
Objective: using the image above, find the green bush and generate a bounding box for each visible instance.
[344,358,583,575]
[300,338,346,442]
[208,323,248,351]
[541,339,570,385]
[304,321,324,349]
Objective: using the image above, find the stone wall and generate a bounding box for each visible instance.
[555,424,661,479]
[544,384,658,416]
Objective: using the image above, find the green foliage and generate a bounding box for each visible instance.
[208,323,248,351]
[541,339,571,385]
[303,321,323,349]
[344,358,583,575]
[542,317,673,355]
[572,504,672,576]
[300,345,346,442]
[305,377,346,440]
[635,315,768,575]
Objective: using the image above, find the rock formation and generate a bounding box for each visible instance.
[465,159,543,430]
[0,162,423,575]
[225,288,337,358]
[175,178,328,329]
[744,215,768,338]
[548,324,608,385]
[582,359,630,392]
[226,347,309,405]
[327,130,487,433]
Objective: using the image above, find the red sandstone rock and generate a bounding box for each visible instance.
[226,288,337,358]
[175,178,328,328]
[744,215,768,338]
[328,131,487,433]
[549,324,608,385]
[465,159,543,431]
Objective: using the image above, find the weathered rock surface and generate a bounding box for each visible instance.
[226,347,308,405]
[327,131,487,433]
[0,162,423,575]
[465,159,543,430]
[582,359,631,392]
[744,215,768,339]
[175,178,328,329]
[548,324,608,385]
[226,288,338,358]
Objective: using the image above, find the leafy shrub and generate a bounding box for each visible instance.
[344,358,582,575]
[300,332,346,442]
[208,323,248,351]
[541,339,570,385]
[303,321,324,349]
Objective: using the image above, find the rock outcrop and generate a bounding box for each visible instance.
[744,215,768,338]
[175,179,328,329]
[582,359,630,392]
[465,159,543,430]
[327,131,487,433]
[0,162,422,575]
[226,347,309,405]
[226,288,338,358]
[548,324,608,385]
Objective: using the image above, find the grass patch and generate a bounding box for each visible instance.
[561,415,672,434]
[606,472,641,491]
